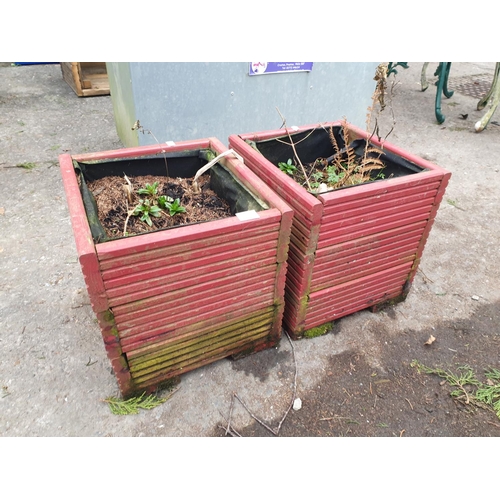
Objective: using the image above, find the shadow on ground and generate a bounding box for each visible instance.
[220,300,500,437]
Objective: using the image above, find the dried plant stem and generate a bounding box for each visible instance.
[232,331,298,436]
[123,200,137,236]
[132,120,169,177]
[218,397,242,437]
[275,107,312,190]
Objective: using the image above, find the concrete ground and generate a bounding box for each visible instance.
[1,62,499,437]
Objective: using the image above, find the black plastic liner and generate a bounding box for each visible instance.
[74,149,268,243]
[247,126,425,192]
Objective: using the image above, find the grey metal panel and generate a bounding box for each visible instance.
[108,62,380,147]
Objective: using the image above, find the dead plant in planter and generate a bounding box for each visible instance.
[275,63,394,195]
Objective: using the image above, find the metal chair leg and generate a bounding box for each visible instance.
[475,63,500,132]
[434,63,453,124]
[477,62,500,111]
[421,62,430,91]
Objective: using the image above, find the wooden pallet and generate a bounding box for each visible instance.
[60,62,110,97]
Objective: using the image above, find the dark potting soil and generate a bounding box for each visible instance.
[87,173,232,239]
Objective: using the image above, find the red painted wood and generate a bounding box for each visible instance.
[105,248,278,307]
[118,285,276,341]
[230,121,451,338]
[317,209,433,250]
[229,133,323,225]
[97,209,282,262]
[60,137,293,396]
[314,221,427,262]
[320,188,439,227]
[128,319,275,370]
[102,238,278,291]
[113,266,276,320]
[318,172,442,207]
[304,264,412,329]
[131,327,274,380]
[121,298,276,352]
[308,261,411,303]
[410,171,451,267]
[126,308,276,362]
[304,288,403,331]
[306,281,405,326]
[98,219,280,273]
[311,246,416,292]
[319,182,441,218]
[312,233,419,277]
[115,278,276,332]
[71,138,212,163]
[131,330,276,387]
[318,199,434,238]
[59,154,109,313]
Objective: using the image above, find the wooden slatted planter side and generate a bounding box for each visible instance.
[229,121,451,339]
[60,138,293,396]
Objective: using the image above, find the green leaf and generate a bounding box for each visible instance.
[278,158,297,175]
[168,199,186,216]
[140,213,153,226]
[157,195,174,209]
[149,205,162,217]
[137,182,159,196]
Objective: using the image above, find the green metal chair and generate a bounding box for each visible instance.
[474,62,500,132]
[389,62,500,132]
[420,62,453,124]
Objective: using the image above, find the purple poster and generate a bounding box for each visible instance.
[249,62,313,76]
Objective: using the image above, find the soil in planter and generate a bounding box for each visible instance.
[253,124,425,195]
[87,173,232,239]
[276,125,387,194]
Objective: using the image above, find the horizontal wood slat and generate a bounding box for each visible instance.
[102,238,278,291]
[229,123,451,338]
[318,197,435,236]
[318,171,443,207]
[304,264,411,329]
[314,220,427,263]
[129,321,272,376]
[127,310,275,363]
[129,308,277,388]
[105,248,277,307]
[131,328,272,387]
[98,213,281,270]
[120,292,276,350]
[112,266,276,320]
[319,181,441,220]
[100,228,280,280]
[317,208,433,250]
[310,249,416,293]
[227,139,323,224]
[117,283,276,338]
[304,286,403,331]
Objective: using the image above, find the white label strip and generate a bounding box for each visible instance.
[236,210,260,221]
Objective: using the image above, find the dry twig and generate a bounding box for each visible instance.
[230,330,299,436]
[275,107,312,191]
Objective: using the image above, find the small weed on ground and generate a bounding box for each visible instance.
[104,391,172,415]
[411,360,500,419]
[17,162,37,169]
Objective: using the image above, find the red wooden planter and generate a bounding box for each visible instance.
[59,138,292,396]
[229,121,451,339]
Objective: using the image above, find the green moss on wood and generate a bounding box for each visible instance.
[303,322,333,339]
